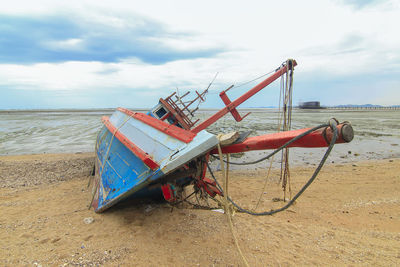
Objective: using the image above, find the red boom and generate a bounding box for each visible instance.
[210,123,354,154]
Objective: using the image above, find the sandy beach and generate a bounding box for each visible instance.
[0,153,399,266]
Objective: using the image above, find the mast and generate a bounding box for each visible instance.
[191,59,297,133]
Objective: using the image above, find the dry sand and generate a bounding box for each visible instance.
[0,153,399,266]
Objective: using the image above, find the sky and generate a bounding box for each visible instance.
[0,0,399,109]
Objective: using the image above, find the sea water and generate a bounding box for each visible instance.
[1,109,399,167]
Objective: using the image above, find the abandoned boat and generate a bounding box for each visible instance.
[90,59,354,213]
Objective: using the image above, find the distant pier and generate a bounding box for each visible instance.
[327,106,400,110]
[297,102,400,110]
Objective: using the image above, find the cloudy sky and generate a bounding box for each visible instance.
[0,0,399,109]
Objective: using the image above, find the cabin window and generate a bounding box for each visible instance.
[155,107,167,118]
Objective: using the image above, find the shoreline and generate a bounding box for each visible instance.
[1,153,399,265]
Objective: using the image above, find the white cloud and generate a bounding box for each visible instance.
[44,38,84,51]
[0,53,261,92]
[0,0,399,106]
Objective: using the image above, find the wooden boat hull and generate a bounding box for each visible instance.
[91,108,218,213]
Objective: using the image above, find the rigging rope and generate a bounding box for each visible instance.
[280,59,295,200]
[254,59,295,210]
[208,120,338,216]
[207,67,277,95]
[217,142,250,267]
[230,69,276,91]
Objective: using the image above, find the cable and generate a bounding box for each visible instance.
[206,67,278,95]
[231,69,276,90]
[207,121,338,216]
[280,59,294,199]
[216,143,250,267]
[172,190,196,206]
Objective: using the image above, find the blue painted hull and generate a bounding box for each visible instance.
[92,126,165,212]
[91,109,219,212]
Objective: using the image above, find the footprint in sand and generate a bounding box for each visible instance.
[51,237,61,243]
[39,238,50,244]
[83,235,93,241]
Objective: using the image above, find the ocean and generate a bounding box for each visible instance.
[1,108,399,168]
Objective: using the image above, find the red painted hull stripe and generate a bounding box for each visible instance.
[117,107,196,143]
[102,116,159,171]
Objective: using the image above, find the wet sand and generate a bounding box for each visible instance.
[0,153,399,266]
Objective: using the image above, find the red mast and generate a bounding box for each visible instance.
[191,59,297,134]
